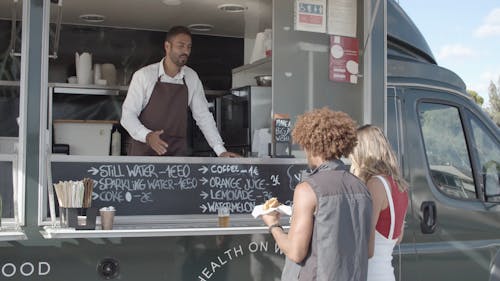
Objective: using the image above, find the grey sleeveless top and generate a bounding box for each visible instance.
[281,160,372,281]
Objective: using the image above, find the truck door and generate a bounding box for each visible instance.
[387,88,419,281]
[399,87,500,281]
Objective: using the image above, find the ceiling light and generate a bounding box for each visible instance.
[218,4,247,13]
[162,0,182,6]
[79,14,105,23]
[188,24,214,32]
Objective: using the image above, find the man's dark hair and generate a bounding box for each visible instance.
[165,26,192,42]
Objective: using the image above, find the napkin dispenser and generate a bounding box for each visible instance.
[60,207,97,230]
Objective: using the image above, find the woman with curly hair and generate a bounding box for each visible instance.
[349,125,409,281]
[261,107,372,281]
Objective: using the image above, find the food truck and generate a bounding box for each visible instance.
[0,0,499,280]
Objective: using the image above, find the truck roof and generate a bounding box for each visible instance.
[388,0,436,64]
[387,0,467,93]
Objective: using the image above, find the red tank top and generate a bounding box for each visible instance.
[375,176,408,239]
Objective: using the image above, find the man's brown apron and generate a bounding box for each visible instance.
[128,76,188,156]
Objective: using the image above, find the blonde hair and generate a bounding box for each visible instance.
[350,125,408,192]
[292,108,357,160]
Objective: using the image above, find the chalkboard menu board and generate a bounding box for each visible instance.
[0,161,14,218]
[274,118,292,143]
[51,161,307,216]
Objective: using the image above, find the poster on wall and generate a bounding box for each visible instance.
[294,0,327,33]
[329,35,359,84]
[327,0,357,37]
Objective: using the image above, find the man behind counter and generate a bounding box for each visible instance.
[121,25,239,157]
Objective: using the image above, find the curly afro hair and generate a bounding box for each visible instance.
[292,108,358,160]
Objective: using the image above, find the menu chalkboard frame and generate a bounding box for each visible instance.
[43,155,308,225]
[273,118,292,143]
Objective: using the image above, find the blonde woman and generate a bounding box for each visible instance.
[350,125,409,281]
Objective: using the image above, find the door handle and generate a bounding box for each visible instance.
[420,201,437,234]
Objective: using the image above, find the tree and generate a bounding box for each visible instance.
[467,90,484,106]
[488,80,500,126]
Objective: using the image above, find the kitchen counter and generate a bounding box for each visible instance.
[48,83,229,97]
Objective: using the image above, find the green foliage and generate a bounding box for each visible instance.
[488,80,500,126]
[467,90,484,106]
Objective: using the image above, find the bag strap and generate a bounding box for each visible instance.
[374,175,395,239]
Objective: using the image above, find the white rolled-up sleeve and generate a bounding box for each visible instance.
[188,73,227,156]
[120,71,152,143]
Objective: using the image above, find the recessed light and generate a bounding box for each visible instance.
[217,4,247,13]
[162,0,182,6]
[79,14,105,23]
[187,24,214,32]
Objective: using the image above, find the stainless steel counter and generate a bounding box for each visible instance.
[41,224,290,239]
[49,83,128,96]
[41,215,291,239]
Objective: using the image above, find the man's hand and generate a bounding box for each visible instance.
[146,130,168,155]
[219,151,240,158]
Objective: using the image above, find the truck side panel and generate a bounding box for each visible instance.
[396,85,500,281]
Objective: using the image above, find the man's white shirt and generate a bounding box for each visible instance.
[121,58,226,156]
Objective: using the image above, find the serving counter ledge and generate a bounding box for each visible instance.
[40,222,289,239]
[0,227,27,241]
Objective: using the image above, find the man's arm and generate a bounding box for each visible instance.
[262,182,316,263]
[121,71,152,143]
[188,73,229,156]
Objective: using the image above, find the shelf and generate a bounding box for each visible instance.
[232,57,271,74]
[48,83,128,96]
[40,214,291,239]
[0,80,20,87]
[41,224,289,239]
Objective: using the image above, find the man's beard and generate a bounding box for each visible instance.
[172,53,188,67]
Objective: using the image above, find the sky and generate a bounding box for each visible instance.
[398,0,500,106]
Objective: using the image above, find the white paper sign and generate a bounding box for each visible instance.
[295,0,327,33]
[327,0,357,37]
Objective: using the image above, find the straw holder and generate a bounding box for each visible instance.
[60,207,97,230]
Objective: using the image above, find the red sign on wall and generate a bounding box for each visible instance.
[329,35,359,84]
